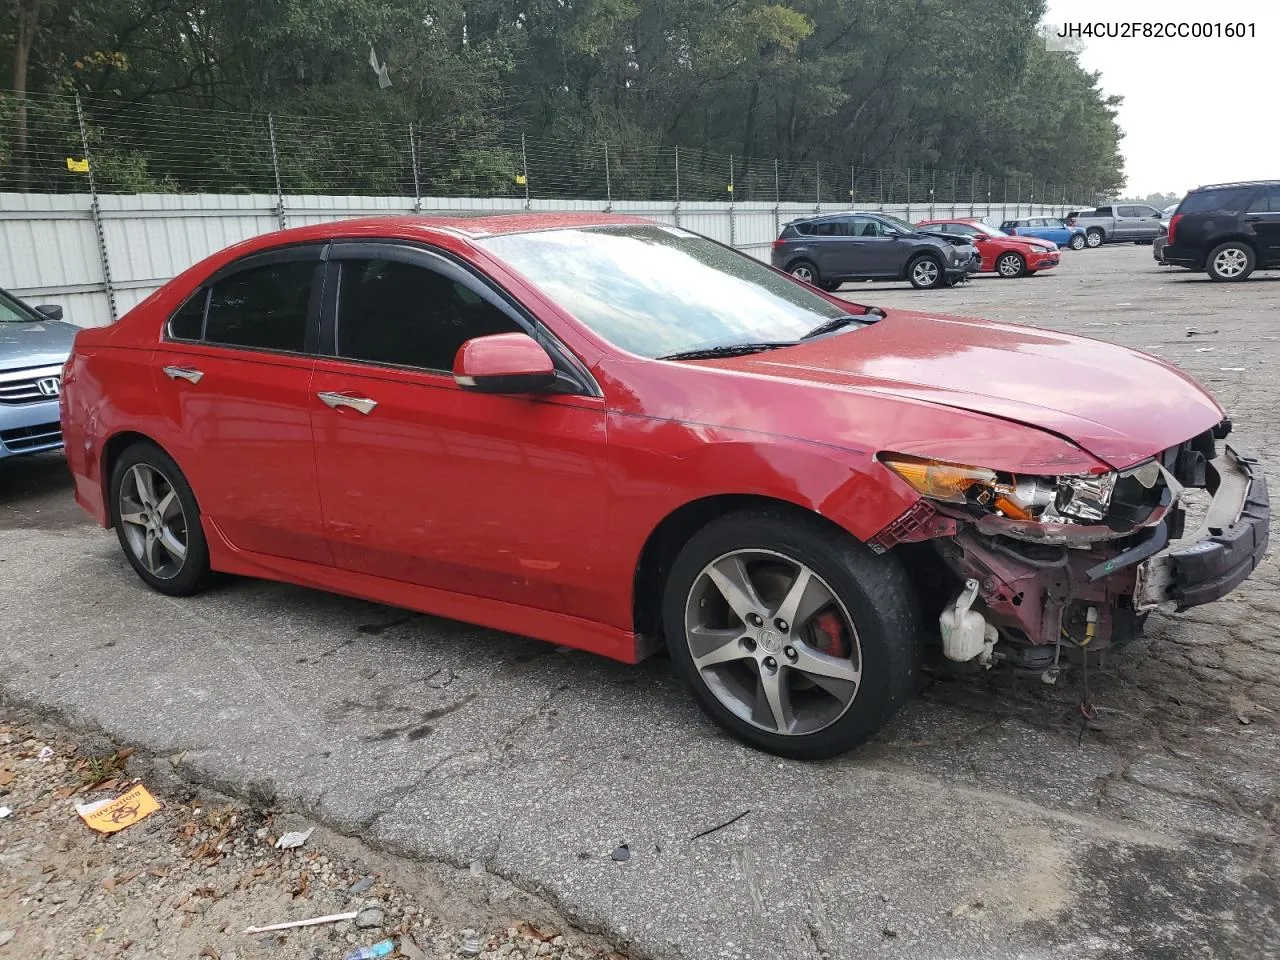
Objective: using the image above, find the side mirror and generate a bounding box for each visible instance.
[453,332,556,394]
[34,304,64,321]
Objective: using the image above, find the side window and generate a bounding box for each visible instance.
[951,223,979,237]
[1247,188,1280,213]
[168,289,208,341]
[1117,205,1139,218]
[849,216,882,237]
[813,220,849,237]
[205,261,316,352]
[1140,206,1161,218]
[1094,206,1113,217]
[335,258,521,372]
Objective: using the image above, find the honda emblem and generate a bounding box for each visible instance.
[36,376,61,397]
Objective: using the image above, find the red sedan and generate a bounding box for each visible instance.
[61,214,1268,759]
[916,218,1061,277]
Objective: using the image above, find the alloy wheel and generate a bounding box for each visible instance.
[1213,247,1249,278]
[683,549,862,736]
[911,259,939,287]
[1070,234,1086,250]
[118,463,188,580]
[791,264,815,283]
[1086,231,1103,248]
[997,254,1023,277]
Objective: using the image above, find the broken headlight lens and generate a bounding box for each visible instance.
[881,454,1116,524]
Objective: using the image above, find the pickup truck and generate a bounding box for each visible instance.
[1064,204,1166,247]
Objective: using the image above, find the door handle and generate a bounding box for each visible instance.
[317,391,377,415]
[162,365,204,384]
[1244,216,1263,222]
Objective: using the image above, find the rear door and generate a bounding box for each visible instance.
[810,218,853,277]
[1245,186,1280,265]
[151,246,332,565]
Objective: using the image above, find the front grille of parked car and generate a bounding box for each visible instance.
[0,365,63,405]
[0,422,63,452]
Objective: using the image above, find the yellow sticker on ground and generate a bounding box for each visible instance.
[77,785,160,833]
[66,157,90,173]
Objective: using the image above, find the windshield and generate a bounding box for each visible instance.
[0,289,39,323]
[478,225,862,358]
[876,214,918,235]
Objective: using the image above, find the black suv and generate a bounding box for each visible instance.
[1163,181,1280,281]
[770,212,979,290]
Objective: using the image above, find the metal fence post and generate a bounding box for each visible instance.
[408,122,422,213]
[267,114,286,229]
[815,160,821,213]
[728,154,736,246]
[929,169,936,219]
[603,143,612,211]
[521,133,531,210]
[773,158,781,237]
[75,93,117,322]
[673,146,681,227]
[850,163,855,208]
[904,167,911,222]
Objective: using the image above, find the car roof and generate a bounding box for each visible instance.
[917,218,983,224]
[1192,180,1280,190]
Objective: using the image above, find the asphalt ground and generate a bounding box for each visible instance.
[2,242,1278,959]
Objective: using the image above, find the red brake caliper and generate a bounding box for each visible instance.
[811,611,850,658]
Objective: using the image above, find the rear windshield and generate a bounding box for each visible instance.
[1177,188,1254,215]
[479,225,856,358]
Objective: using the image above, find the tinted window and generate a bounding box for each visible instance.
[168,289,207,340]
[205,261,315,352]
[335,258,521,372]
[791,222,814,236]
[478,225,855,359]
[813,219,850,237]
[1093,206,1112,216]
[1178,188,1253,215]
[1247,187,1280,213]
[850,216,886,237]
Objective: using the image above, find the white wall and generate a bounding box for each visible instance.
[0,193,1075,327]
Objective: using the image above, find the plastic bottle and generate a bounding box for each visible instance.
[343,940,396,960]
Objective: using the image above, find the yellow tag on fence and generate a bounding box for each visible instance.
[77,785,160,833]
[515,173,527,185]
[66,157,90,173]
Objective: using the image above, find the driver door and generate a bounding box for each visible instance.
[308,243,611,622]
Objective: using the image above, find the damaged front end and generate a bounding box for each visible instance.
[871,421,1270,677]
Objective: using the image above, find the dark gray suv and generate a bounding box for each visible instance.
[770,212,979,290]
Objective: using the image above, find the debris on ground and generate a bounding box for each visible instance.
[274,826,315,849]
[0,717,626,960]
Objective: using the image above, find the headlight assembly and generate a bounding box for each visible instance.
[880,454,1117,525]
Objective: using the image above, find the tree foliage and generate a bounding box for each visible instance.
[1,0,1125,195]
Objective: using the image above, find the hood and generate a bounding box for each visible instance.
[0,319,78,370]
[706,311,1223,469]
[1002,235,1057,250]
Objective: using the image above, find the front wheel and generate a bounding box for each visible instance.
[907,255,945,289]
[109,441,212,596]
[663,509,921,760]
[996,252,1026,278]
[1068,233,1087,251]
[1206,242,1254,282]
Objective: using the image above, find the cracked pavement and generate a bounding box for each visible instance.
[2,244,1278,959]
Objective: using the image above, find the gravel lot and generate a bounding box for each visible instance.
[1,243,1278,959]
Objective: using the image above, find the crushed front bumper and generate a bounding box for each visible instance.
[1134,447,1269,610]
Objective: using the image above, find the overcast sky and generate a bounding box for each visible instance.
[1041,0,1278,197]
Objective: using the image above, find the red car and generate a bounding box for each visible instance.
[61,214,1268,759]
[916,218,1060,277]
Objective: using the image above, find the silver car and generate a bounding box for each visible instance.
[0,288,77,460]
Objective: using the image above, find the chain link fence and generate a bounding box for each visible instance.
[1,90,1100,207]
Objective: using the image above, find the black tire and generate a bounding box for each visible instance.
[1205,241,1255,282]
[1025,269,1038,275]
[906,254,945,289]
[1085,228,1104,248]
[1068,233,1087,251]
[788,259,821,287]
[108,441,212,596]
[995,251,1026,278]
[819,279,843,292]
[662,508,922,760]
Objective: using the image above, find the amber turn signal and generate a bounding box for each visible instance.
[880,455,997,503]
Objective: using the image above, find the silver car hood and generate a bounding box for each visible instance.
[0,320,78,371]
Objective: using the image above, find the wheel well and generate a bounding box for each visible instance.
[785,256,815,273]
[100,431,164,520]
[1210,235,1258,254]
[1087,226,1106,237]
[631,494,850,642]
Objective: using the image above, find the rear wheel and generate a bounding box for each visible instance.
[1068,233,1086,251]
[1206,242,1254,282]
[663,509,921,759]
[907,255,945,289]
[996,251,1026,278]
[788,260,820,286]
[1085,228,1104,248]
[109,442,211,596]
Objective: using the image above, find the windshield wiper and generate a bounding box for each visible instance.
[657,341,797,361]
[801,309,882,340]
